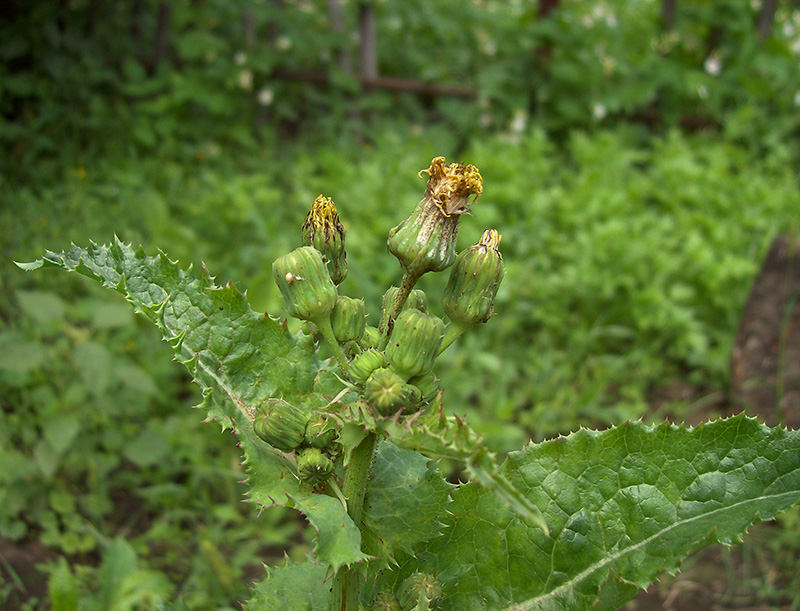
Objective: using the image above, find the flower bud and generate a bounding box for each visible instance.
[330,295,366,343]
[370,592,401,611]
[361,325,381,349]
[408,371,440,404]
[442,229,504,327]
[387,157,482,278]
[303,414,337,449]
[364,367,409,416]
[253,399,307,453]
[349,348,387,386]
[272,246,337,322]
[379,286,428,335]
[302,195,347,284]
[296,447,335,485]
[386,309,445,379]
[397,573,442,611]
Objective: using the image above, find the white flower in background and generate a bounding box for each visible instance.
[704,52,722,76]
[750,0,762,10]
[234,51,247,66]
[794,90,800,107]
[593,103,607,120]
[276,36,292,51]
[510,109,527,134]
[479,113,492,128]
[697,84,709,99]
[791,37,800,55]
[238,69,253,90]
[258,88,274,106]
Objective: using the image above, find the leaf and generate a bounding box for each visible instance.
[20,240,366,571]
[244,561,331,611]
[334,398,546,530]
[383,415,800,611]
[361,441,454,567]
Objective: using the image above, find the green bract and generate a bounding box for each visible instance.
[364,367,409,416]
[296,447,335,485]
[331,295,366,342]
[349,348,387,386]
[442,228,504,327]
[253,399,307,453]
[408,371,440,404]
[272,246,337,322]
[304,414,338,449]
[397,572,442,611]
[385,309,445,379]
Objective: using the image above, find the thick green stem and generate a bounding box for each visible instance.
[331,432,379,611]
[314,314,350,372]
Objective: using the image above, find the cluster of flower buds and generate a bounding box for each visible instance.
[368,572,442,611]
[256,157,504,477]
[253,398,340,485]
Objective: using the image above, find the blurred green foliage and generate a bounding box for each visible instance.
[2,0,800,608]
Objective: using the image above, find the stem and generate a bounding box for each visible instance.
[314,315,350,372]
[331,432,379,611]
[437,321,467,355]
[379,269,422,350]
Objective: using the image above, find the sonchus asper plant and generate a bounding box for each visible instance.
[19,157,800,611]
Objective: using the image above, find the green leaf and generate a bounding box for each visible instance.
[21,240,366,571]
[244,561,331,611]
[387,415,800,611]
[361,442,454,566]
[48,557,79,611]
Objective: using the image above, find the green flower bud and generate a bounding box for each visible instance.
[370,591,402,611]
[296,447,335,485]
[349,348,387,386]
[408,371,440,404]
[387,157,482,278]
[273,246,337,322]
[331,296,366,343]
[386,309,445,379]
[303,414,337,449]
[302,195,347,285]
[397,573,442,611]
[442,229,504,327]
[380,286,428,335]
[364,367,409,416]
[361,325,381,349]
[253,399,307,453]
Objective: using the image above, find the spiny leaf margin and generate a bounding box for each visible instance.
[20,239,366,571]
[381,414,800,611]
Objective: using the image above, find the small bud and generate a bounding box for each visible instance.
[379,286,428,335]
[364,367,409,416]
[330,295,366,342]
[386,309,445,379]
[442,229,504,327]
[370,591,402,611]
[272,246,337,322]
[387,157,482,278]
[253,399,307,453]
[361,325,381,349]
[302,195,347,284]
[408,371,440,404]
[349,348,387,386]
[397,573,442,611]
[296,447,335,485]
[303,414,338,449]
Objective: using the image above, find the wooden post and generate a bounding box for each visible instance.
[757,0,779,43]
[329,0,352,74]
[359,3,378,81]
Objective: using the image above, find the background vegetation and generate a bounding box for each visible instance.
[2,0,800,608]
